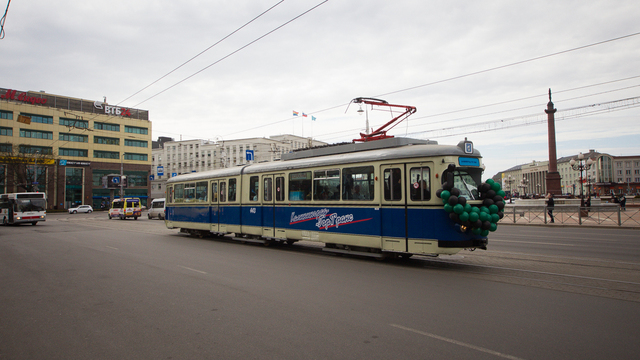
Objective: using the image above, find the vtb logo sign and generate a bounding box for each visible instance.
[94,100,132,117]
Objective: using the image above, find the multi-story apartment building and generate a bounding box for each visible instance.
[0,87,152,209]
[149,135,326,200]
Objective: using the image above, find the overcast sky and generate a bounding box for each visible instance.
[3,0,639,179]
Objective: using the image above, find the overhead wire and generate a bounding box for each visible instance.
[308,79,640,143]
[0,0,11,39]
[130,0,329,109]
[219,31,640,141]
[117,0,285,106]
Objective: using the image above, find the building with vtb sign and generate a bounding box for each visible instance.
[0,87,152,209]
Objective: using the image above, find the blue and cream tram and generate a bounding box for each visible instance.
[165,138,494,258]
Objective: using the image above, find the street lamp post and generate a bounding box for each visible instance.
[519,177,529,198]
[569,152,593,207]
[505,175,516,202]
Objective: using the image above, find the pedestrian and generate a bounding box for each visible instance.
[546,193,555,223]
[619,194,626,210]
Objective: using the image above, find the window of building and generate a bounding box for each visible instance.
[124,139,148,148]
[125,171,149,187]
[124,153,148,161]
[60,118,89,129]
[59,148,88,157]
[19,145,53,155]
[124,125,149,135]
[0,126,12,136]
[20,129,53,140]
[94,122,120,132]
[20,113,53,124]
[94,136,120,145]
[0,144,11,153]
[59,133,88,143]
[94,150,119,159]
[0,110,13,119]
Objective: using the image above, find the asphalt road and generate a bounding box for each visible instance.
[1,213,639,359]
[488,224,640,262]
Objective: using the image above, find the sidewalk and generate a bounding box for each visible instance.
[498,204,640,228]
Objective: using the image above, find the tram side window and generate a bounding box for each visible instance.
[263,177,273,201]
[276,176,285,201]
[174,184,184,203]
[168,186,173,203]
[313,169,340,201]
[184,182,196,202]
[196,181,208,202]
[289,171,311,201]
[228,178,237,202]
[384,168,402,201]
[220,182,226,202]
[342,166,374,200]
[410,167,431,201]
[250,176,259,201]
[211,182,218,202]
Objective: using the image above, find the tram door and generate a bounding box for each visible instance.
[262,175,275,238]
[210,180,220,233]
[406,162,434,252]
[380,164,407,252]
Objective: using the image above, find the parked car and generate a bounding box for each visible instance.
[69,205,93,214]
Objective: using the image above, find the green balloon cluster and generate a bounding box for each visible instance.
[436,178,505,237]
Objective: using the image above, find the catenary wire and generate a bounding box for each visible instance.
[221,31,640,140]
[0,0,11,39]
[131,0,329,109]
[117,0,285,106]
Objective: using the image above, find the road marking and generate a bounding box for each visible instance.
[105,246,119,250]
[489,239,575,246]
[178,265,207,274]
[390,324,526,360]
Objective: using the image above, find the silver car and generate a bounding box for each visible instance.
[69,205,93,214]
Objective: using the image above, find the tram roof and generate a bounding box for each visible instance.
[167,137,481,183]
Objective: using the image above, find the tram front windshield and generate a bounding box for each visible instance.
[447,168,482,200]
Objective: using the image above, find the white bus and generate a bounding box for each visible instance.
[0,192,47,225]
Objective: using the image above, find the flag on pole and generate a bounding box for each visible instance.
[311,116,316,121]
[293,111,299,116]
[302,113,308,117]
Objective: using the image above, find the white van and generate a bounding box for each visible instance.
[148,198,166,220]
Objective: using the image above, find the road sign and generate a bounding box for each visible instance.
[246,150,254,161]
[172,173,177,177]
[157,166,164,176]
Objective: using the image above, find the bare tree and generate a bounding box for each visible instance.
[0,145,57,192]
